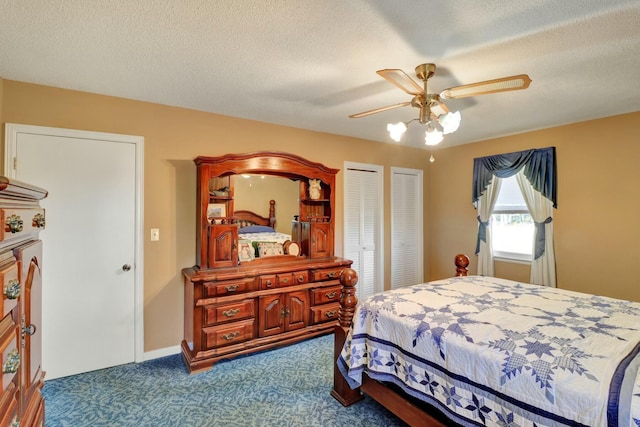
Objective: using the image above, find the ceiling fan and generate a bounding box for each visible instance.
[350,63,531,146]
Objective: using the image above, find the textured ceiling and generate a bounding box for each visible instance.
[1,1,639,149]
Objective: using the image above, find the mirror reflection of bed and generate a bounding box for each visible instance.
[234,174,298,235]
[234,199,293,261]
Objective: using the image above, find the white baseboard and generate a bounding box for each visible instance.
[143,344,181,361]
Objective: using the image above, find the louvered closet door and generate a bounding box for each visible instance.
[344,163,383,302]
[391,167,423,289]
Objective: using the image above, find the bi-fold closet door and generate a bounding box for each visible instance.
[390,167,423,289]
[343,163,383,302]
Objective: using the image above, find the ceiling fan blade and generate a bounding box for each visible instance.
[440,74,532,100]
[377,69,423,95]
[349,101,411,118]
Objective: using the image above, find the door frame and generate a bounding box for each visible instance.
[4,123,144,363]
[343,161,384,298]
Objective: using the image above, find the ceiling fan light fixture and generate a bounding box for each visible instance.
[438,111,461,134]
[425,124,443,146]
[387,122,407,142]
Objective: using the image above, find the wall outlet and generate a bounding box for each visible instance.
[150,228,160,241]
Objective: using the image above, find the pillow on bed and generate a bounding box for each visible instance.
[239,225,275,234]
[254,241,284,257]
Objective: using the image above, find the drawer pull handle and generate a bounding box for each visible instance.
[326,272,337,278]
[325,291,337,299]
[5,215,23,234]
[32,213,46,229]
[222,308,240,318]
[2,349,20,374]
[265,280,273,287]
[224,284,239,292]
[4,279,20,299]
[297,276,304,283]
[325,310,337,318]
[281,278,289,284]
[221,332,239,341]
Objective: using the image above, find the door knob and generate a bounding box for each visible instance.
[122,264,132,272]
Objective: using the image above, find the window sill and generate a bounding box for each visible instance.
[494,254,532,265]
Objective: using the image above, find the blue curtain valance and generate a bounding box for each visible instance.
[472,147,557,208]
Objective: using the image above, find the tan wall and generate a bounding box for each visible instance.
[0,79,432,352]
[430,112,640,301]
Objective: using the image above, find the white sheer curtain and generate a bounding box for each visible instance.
[516,171,556,287]
[474,177,502,276]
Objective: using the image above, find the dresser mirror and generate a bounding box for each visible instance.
[194,151,338,269]
[232,174,299,234]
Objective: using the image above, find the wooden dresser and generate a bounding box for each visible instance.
[0,178,47,426]
[182,152,352,373]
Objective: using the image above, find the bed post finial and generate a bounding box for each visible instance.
[331,268,363,406]
[455,254,469,276]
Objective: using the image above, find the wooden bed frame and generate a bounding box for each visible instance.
[331,254,470,427]
[234,199,276,228]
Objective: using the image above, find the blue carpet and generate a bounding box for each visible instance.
[43,334,406,426]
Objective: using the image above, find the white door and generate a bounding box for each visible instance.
[5,124,143,379]
[344,162,383,302]
[391,167,423,288]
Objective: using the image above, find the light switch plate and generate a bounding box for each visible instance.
[150,228,160,241]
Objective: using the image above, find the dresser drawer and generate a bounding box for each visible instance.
[0,261,18,318]
[259,274,277,290]
[310,267,343,282]
[310,302,340,324]
[310,285,341,306]
[203,278,255,297]
[0,208,45,243]
[203,300,255,326]
[203,319,254,349]
[277,273,294,287]
[292,270,308,285]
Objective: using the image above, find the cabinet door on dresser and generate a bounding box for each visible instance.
[15,241,44,426]
[258,290,309,337]
[207,225,238,268]
[306,222,333,259]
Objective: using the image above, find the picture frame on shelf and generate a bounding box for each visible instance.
[207,203,226,224]
[238,239,255,263]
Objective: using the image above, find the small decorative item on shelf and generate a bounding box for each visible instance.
[308,179,321,200]
[210,186,229,197]
[283,240,301,256]
[207,203,226,224]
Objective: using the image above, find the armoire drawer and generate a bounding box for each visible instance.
[310,302,340,324]
[0,208,45,243]
[203,300,255,326]
[203,319,255,349]
[0,261,18,318]
[0,382,17,427]
[0,321,19,391]
[310,285,341,306]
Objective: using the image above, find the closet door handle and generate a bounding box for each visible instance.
[122,264,132,272]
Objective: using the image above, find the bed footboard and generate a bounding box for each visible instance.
[331,267,362,406]
[331,254,469,408]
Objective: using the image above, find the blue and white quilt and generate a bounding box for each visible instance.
[337,276,640,426]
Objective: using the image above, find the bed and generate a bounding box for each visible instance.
[331,255,640,426]
[234,199,293,260]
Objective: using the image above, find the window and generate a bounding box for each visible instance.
[491,175,533,262]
